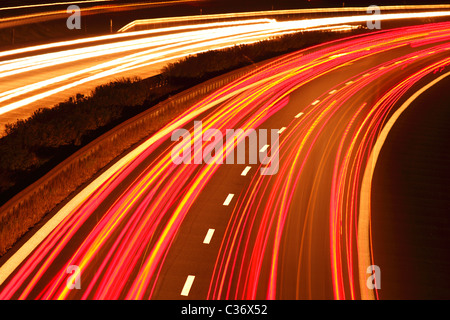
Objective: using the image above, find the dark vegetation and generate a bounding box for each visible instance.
[162,28,366,85]
[0,76,180,202]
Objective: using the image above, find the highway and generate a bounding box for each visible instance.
[0,16,359,133]
[0,20,449,299]
[0,17,318,131]
[2,8,450,133]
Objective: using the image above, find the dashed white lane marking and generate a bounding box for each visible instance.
[311,99,320,106]
[329,89,337,94]
[278,127,286,134]
[259,144,269,152]
[181,275,195,296]
[223,193,234,206]
[345,81,354,85]
[241,166,251,176]
[294,112,304,118]
[203,229,215,244]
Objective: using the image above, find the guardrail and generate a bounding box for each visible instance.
[0,56,279,256]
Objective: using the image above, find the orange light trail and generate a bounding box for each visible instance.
[1,21,450,300]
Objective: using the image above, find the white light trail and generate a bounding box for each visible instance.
[0,1,112,11]
[0,21,356,115]
[2,9,450,117]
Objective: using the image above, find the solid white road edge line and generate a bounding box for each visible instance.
[358,70,450,300]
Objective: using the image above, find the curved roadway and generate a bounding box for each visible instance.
[0,21,449,300]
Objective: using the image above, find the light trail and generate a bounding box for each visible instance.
[1,21,450,300]
[2,9,450,122]
[0,18,276,60]
[0,17,356,118]
[0,1,200,26]
[0,0,113,12]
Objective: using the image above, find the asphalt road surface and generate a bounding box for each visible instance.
[0,21,449,300]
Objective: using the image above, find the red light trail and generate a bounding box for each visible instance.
[1,21,449,300]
